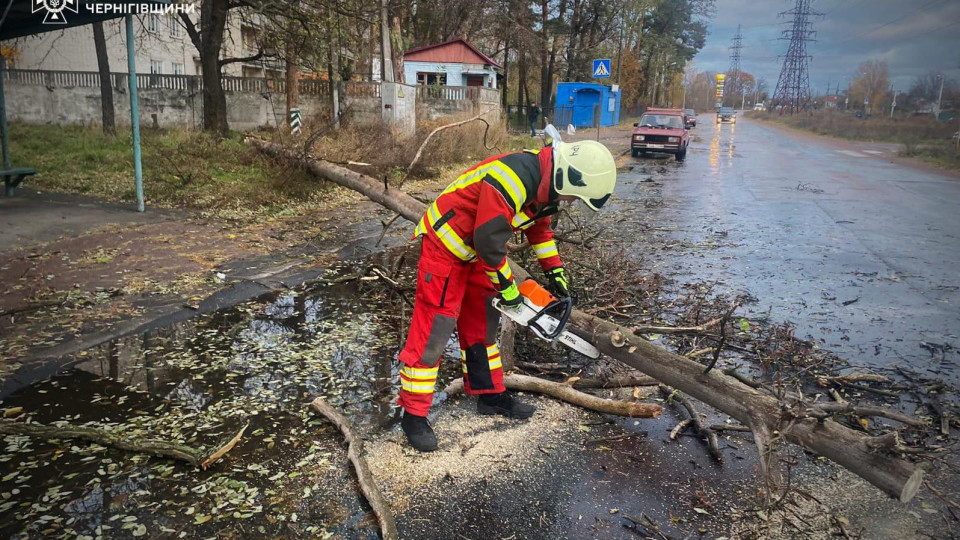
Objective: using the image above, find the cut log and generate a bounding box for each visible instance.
[444,374,663,418]
[247,137,925,502]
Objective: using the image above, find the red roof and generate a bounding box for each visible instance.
[403,38,502,69]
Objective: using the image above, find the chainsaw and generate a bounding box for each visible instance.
[493,279,601,359]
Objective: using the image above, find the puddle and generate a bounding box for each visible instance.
[1,276,412,539]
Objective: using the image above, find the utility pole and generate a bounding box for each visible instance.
[890,90,897,118]
[935,74,945,118]
[379,0,394,82]
[772,0,823,114]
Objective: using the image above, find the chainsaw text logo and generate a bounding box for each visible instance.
[32,0,196,25]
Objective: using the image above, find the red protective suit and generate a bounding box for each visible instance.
[398,147,563,416]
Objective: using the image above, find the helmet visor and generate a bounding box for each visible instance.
[588,193,611,209]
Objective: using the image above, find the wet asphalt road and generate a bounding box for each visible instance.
[609,116,960,385]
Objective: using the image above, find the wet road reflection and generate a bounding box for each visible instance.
[614,116,959,385]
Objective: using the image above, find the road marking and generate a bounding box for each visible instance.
[836,150,867,157]
[862,150,884,155]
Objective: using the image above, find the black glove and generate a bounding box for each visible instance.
[544,267,570,298]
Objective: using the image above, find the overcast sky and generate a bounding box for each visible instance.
[691,0,960,95]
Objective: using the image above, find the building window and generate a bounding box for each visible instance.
[147,14,160,33]
[241,26,258,51]
[416,72,446,86]
[169,15,182,38]
[150,60,163,74]
[172,63,185,75]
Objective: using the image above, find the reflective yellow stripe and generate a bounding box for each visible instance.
[487,344,502,370]
[486,261,512,287]
[459,345,503,372]
[511,210,535,229]
[401,379,436,393]
[414,202,477,262]
[400,365,439,381]
[532,240,559,260]
[441,166,488,195]
[485,165,526,212]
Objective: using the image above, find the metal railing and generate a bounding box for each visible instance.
[4,69,505,105]
[417,85,499,103]
[1,69,370,97]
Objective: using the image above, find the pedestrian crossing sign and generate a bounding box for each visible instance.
[592,59,611,78]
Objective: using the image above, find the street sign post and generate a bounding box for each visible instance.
[592,59,611,79]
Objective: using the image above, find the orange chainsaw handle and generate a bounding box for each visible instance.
[518,279,556,307]
[519,279,572,340]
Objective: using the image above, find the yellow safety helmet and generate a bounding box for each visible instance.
[552,140,617,211]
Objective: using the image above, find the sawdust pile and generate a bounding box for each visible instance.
[364,394,586,513]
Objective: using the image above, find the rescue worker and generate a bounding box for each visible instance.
[397,138,618,452]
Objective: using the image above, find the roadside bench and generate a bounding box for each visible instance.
[2,167,36,196]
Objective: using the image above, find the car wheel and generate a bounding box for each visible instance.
[632,149,639,158]
[676,148,687,162]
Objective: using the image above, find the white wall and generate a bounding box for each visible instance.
[403,60,496,88]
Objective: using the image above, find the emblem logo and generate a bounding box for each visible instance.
[32,0,79,25]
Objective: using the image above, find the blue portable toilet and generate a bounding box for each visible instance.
[555,82,621,128]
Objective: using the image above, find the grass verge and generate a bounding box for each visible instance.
[746,110,960,170]
[9,116,535,213]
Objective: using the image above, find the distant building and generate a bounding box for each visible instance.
[402,38,500,89]
[555,82,620,128]
[5,13,281,78]
[824,95,838,109]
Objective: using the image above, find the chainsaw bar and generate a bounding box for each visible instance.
[494,297,601,359]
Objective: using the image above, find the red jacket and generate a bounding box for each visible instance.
[414,147,562,289]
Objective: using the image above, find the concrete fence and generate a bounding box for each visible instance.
[2,69,498,135]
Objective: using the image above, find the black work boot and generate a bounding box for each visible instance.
[477,392,536,419]
[401,413,438,452]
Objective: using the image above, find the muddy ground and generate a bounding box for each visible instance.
[1,120,958,539]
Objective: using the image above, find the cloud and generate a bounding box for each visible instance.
[693,0,960,93]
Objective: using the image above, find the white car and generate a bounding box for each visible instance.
[753,103,765,111]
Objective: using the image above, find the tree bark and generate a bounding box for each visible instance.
[0,420,245,469]
[92,21,115,136]
[285,24,299,118]
[309,397,398,540]
[245,138,925,503]
[444,374,663,418]
[194,0,230,137]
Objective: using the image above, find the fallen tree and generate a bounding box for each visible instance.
[246,136,925,502]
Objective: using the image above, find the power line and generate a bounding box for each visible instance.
[834,0,945,44]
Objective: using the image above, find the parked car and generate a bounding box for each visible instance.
[631,108,690,161]
[753,102,765,111]
[684,109,697,128]
[717,106,736,123]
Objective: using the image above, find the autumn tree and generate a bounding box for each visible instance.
[848,60,889,114]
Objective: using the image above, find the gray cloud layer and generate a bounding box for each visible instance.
[693,0,960,93]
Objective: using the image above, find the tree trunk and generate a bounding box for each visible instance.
[501,37,510,109]
[244,137,925,503]
[539,0,549,107]
[391,15,404,84]
[92,21,115,136]
[200,0,229,137]
[285,26,299,117]
[379,0,394,82]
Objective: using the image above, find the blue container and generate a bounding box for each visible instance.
[554,82,621,128]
